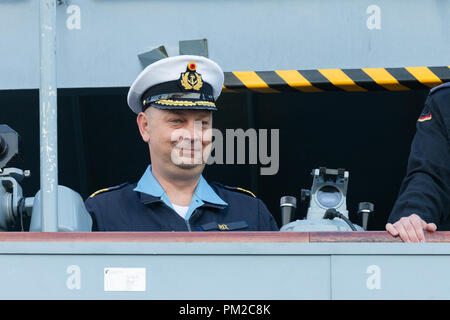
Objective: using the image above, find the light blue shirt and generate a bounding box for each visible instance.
[133,165,228,220]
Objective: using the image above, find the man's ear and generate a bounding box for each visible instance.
[137,111,150,143]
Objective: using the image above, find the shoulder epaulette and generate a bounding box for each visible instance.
[89,183,128,198]
[430,82,450,95]
[224,185,256,198]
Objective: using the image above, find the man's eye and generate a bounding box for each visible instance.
[170,119,182,123]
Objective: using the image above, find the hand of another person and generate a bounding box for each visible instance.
[386,214,437,242]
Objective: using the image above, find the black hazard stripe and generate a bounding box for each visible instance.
[298,69,344,92]
[428,66,450,81]
[341,69,386,91]
[223,72,246,92]
[256,71,299,92]
[385,68,430,90]
[222,66,449,92]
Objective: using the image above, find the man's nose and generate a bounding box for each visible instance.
[184,120,202,141]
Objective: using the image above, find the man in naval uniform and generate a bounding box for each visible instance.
[386,82,450,242]
[85,55,279,232]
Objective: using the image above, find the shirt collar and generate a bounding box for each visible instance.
[195,175,228,206]
[134,165,164,198]
[134,165,228,207]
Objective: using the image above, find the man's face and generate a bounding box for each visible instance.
[137,107,213,177]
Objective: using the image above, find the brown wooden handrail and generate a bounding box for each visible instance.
[0,231,448,242]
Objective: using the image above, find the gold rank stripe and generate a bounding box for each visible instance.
[89,188,110,198]
[222,66,450,93]
[236,187,256,198]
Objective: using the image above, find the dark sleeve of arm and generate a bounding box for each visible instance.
[257,199,279,231]
[84,197,100,231]
[388,95,450,226]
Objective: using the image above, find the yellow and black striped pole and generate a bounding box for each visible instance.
[223,66,450,93]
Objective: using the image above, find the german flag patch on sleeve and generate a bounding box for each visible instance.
[418,113,432,122]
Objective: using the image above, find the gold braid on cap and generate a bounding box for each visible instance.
[154,100,215,107]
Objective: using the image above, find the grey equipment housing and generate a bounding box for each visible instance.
[29,186,92,232]
[0,125,21,169]
[0,168,33,230]
[0,124,92,232]
[281,167,367,232]
[306,167,349,219]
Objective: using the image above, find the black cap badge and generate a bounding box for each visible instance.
[179,62,203,91]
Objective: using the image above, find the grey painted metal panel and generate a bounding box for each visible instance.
[331,255,450,299]
[0,255,330,299]
[0,0,449,90]
[0,242,449,299]
[0,242,449,255]
[0,0,40,90]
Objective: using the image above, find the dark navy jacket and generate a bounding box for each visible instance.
[388,83,450,229]
[85,175,279,232]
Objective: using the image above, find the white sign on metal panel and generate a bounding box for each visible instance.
[104,267,146,292]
